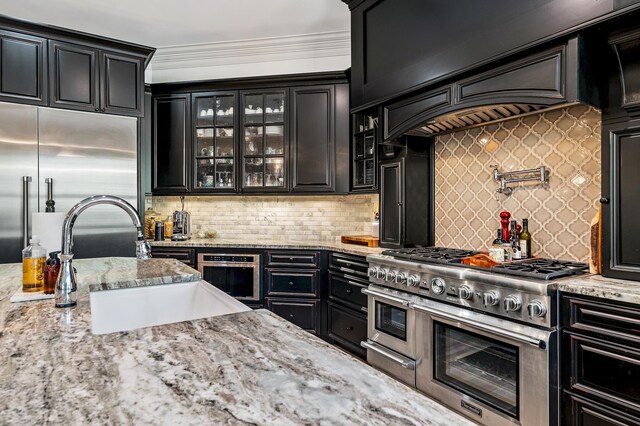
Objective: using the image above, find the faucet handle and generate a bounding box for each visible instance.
[136,238,152,259]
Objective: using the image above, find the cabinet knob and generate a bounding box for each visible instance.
[94,107,100,112]
[289,313,294,318]
[288,281,294,287]
[346,326,353,331]
[600,197,610,204]
[346,288,353,294]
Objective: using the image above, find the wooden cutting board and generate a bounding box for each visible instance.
[341,235,379,247]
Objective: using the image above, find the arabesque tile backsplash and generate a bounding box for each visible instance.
[434,104,601,262]
[149,194,378,241]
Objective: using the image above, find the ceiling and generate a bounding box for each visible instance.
[0,0,350,48]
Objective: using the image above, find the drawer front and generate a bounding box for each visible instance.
[328,302,367,348]
[564,331,640,413]
[329,252,368,279]
[565,296,640,344]
[328,271,368,312]
[266,250,320,268]
[151,248,195,265]
[266,268,319,297]
[267,298,320,332]
[563,391,640,426]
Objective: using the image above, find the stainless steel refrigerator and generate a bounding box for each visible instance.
[0,101,139,264]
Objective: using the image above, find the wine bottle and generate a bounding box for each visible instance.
[520,218,532,258]
[492,229,504,247]
[510,220,522,260]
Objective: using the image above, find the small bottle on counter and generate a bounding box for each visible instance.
[44,251,61,294]
[491,229,504,247]
[154,221,165,241]
[164,216,173,239]
[22,236,47,292]
[520,218,532,258]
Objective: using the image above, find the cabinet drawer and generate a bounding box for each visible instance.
[151,248,195,265]
[328,272,368,312]
[564,331,640,413]
[266,268,319,297]
[329,252,368,278]
[563,391,640,426]
[267,298,320,332]
[266,251,320,267]
[328,302,367,349]
[565,296,640,344]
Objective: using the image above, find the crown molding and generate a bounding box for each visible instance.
[150,30,351,71]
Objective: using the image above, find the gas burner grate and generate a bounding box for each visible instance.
[491,258,589,280]
[382,247,481,264]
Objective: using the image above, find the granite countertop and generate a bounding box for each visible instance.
[150,237,385,256]
[0,258,472,425]
[558,274,640,305]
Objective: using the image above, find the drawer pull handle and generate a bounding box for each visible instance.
[289,314,294,318]
[289,257,294,261]
[346,288,353,294]
[346,326,354,331]
[289,282,294,287]
[361,306,368,313]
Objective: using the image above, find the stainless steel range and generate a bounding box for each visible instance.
[361,247,589,426]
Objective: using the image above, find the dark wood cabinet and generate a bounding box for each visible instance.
[346,0,640,112]
[150,247,196,268]
[601,119,640,280]
[561,294,640,424]
[610,28,640,115]
[264,250,326,335]
[153,94,191,193]
[351,113,377,192]
[379,137,433,248]
[0,29,47,105]
[327,252,369,358]
[290,85,335,192]
[49,41,144,117]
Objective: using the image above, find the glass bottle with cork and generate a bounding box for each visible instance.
[22,236,47,292]
[520,218,532,258]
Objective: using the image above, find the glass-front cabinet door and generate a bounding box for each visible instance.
[192,92,237,192]
[352,113,377,191]
[241,90,288,191]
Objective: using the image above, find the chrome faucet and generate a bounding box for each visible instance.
[55,195,152,308]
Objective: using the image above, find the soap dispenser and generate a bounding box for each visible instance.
[22,235,47,292]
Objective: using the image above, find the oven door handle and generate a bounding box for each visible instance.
[362,288,411,306]
[360,340,416,370]
[411,303,546,348]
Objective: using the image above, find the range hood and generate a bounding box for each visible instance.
[382,35,603,141]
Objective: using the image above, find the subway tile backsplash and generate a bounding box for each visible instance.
[434,104,601,262]
[150,194,378,241]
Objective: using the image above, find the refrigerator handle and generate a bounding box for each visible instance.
[45,177,55,212]
[22,176,32,248]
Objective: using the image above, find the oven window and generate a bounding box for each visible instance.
[202,266,255,298]
[434,322,519,419]
[375,301,407,341]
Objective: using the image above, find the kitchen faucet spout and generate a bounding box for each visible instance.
[55,195,151,308]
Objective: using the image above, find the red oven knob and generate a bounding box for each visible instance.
[503,295,522,312]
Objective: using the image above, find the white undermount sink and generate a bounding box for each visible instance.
[89,280,251,335]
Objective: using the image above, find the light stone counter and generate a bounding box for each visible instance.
[0,258,472,425]
[558,274,640,305]
[150,237,385,257]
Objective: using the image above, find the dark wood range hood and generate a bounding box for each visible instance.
[381,35,604,141]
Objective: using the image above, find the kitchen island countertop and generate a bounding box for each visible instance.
[0,257,472,425]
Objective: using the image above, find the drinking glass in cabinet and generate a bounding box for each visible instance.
[196,128,214,154]
[265,125,284,154]
[216,128,234,156]
[215,159,234,188]
[216,96,234,126]
[245,95,263,124]
[196,163,215,188]
[265,157,284,187]
[196,98,215,126]
[265,94,285,123]
[245,127,264,155]
[365,135,375,157]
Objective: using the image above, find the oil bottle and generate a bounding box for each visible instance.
[22,236,47,292]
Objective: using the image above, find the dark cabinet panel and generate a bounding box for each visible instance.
[380,160,402,247]
[150,247,196,267]
[328,302,367,358]
[291,85,335,192]
[610,28,640,114]
[153,94,191,193]
[602,120,640,280]
[49,40,99,112]
[328,271,368,311]
[349,0,633,111]
[266,251,320,268]
[267,298,320,333]
[266,268,319,297]
[102,51,143,116]
[0,30,47,105]
[563,391,640,426]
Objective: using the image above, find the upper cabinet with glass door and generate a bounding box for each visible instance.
[192,92,236,192]
[241,90,288,191]
[352,113,377,192]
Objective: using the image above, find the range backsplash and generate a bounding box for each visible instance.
[149,194,378,241]
[434,104,601,262]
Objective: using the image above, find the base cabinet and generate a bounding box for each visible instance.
[266,298,320,333]
[561,294,640,425]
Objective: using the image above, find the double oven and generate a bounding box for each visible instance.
[361,248,576,426]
